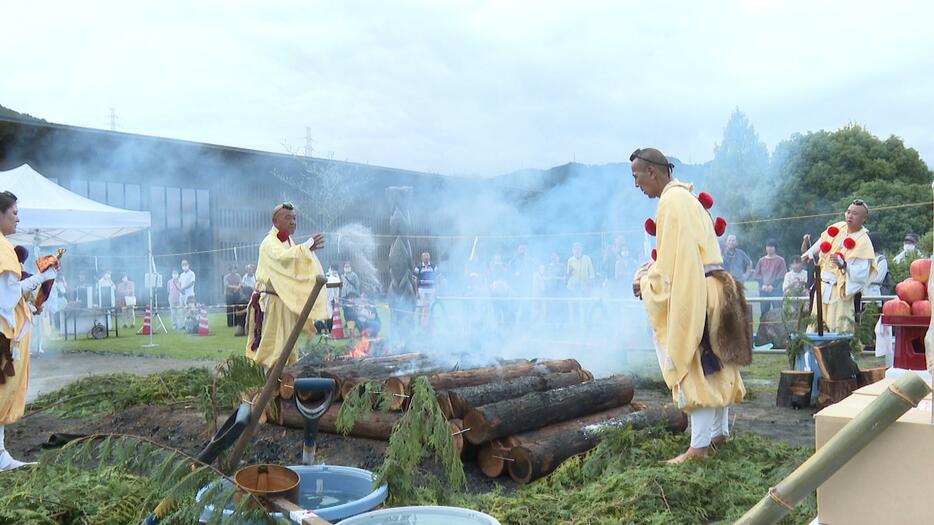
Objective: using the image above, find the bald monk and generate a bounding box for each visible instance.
[245,202,329,368]
[801,200,876,334]
[631,147,749,464]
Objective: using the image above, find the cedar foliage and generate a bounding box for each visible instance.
[337,376,466,503]
[0,434,286,525]
[27,367,210,419]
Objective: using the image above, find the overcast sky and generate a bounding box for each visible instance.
[3,1,933,176]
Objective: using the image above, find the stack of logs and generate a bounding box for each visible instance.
[270,353,687,485]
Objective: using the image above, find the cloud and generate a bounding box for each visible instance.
[2,0,932,175]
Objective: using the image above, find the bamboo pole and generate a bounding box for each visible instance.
[225,275,327,473]
[927,181,934,425]
[735,372,931,525]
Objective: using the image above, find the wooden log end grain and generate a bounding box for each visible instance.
[477,440,511,478]
[449,418,464,453]
[384,376,408,411]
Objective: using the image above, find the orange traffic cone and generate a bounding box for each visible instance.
[330,301,345,339]
[138,305,152,335]
[197,306,210,336]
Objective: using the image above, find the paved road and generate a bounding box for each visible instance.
[27,350,212,402]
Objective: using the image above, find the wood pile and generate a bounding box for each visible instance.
[269,353,686,485]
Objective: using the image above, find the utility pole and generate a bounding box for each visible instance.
[108,107,119,131]
[304,126,313,157]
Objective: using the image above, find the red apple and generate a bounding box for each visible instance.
[896,278,927,304]
[883,299,911,316]
[910,258,932,284]
[911,300,931,317]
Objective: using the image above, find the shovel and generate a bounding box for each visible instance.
[292,377,337,465]
[141,402,251,525]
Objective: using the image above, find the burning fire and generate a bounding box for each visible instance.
[348,335,372,359]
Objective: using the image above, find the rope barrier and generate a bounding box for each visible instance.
[51,200,933,260]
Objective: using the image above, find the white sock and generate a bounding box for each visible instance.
[0,425,35,471]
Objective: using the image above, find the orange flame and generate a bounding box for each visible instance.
[348,335,371,359]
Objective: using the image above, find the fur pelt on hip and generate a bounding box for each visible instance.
[708,271,753,366]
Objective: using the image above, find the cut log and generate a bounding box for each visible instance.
[776,370,814,409]
[278,400,401,440]
[508,406,687,485]
[449,418,465,454]
[816,377,858,409]
[382,358,580,411]
[478,441,512,478]
[812,339,859,380]
[477,403,642,478]
[448,370,589,418]
[857,366,887,388]
[437,392,455,420]
[463,375,634,445]
[280,353,436,400]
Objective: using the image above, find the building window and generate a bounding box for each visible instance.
[166,187,181,230]
[150,185,166,231]
[181,188,196,231]
[196,189,210,229]
[69,179,88,197]
[125,184,141,210]
[89,181,106,203]
[107,182,124,208]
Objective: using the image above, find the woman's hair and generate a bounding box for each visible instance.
[0,191,18,214]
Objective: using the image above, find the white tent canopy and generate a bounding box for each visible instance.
[0,163,151,246]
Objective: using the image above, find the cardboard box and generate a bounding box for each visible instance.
[852,377,932,400]
[815,390,934,524]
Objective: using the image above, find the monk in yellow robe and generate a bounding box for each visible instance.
[246,202,329,368]
[631,148,748,464]
[802,200,876,334]
[0,191,59,471]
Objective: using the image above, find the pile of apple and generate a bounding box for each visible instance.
[883,259,932,317]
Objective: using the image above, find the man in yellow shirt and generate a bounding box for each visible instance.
[246,202,329,368]
[631,148,749,464]
[801,200,876,334]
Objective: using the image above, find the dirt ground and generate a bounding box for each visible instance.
[7,369,815,494]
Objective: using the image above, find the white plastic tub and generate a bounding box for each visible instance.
[338,505,501,525]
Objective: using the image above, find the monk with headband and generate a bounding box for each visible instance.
[245,202,329,367]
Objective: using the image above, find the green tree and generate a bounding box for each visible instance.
[767,125,932,256]
[706,109,770,220]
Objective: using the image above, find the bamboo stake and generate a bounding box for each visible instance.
[225,275,327,473]
[734,373,931,524]
[927,181,934,425]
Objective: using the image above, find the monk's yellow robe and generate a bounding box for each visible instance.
[0,235,32,424]
[807,221,876,334]
[640,181,746,411]
[246,229,329,368]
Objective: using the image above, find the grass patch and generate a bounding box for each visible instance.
[48,312,351,361]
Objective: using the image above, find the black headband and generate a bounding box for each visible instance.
[630,149,674,172]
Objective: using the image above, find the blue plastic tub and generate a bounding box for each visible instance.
[197,464,388,523]
[339,506,501,525]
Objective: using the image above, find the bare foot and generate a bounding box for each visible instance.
[664,447,708,464]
